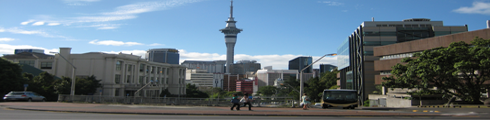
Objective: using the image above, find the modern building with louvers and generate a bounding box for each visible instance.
[336,18,467,104]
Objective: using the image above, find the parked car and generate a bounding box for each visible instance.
[3,91,46,102]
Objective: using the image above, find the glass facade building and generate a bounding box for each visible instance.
[337,18,467,105]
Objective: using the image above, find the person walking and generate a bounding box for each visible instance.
[241,93,253,111]
[230,93,240,111]
[301,93,310,110]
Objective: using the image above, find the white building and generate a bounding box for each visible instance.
[181,60,226,73]
[256,66,299,93]
[185,69,214,90]
[4,47,186,97]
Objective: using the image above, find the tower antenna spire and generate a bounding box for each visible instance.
[230,0,233,18]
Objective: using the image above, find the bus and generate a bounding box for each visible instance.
[321,89,358,109]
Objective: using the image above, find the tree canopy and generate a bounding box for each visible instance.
[257,86,277,96]
[383,37,490,103]
[185,83,209,98]
[0,58,24,95]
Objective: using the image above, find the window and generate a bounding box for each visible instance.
[157,67,161,74]
[19,60,35,66]
[146,66,150,73]
[40,62,52,69]
[115,74,121,84]
[126,75,131,83]
[128,65,132,71]
[139,76,144,84]
[116,61,122,71]
[151,66,155,74]
[139,64,145,72]
[115,89,120,96]
[146,77,149,84]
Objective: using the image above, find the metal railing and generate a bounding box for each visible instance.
[57,94,295,107]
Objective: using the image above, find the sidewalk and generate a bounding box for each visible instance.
[0,102,443,117]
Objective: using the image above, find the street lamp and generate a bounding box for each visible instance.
[133,80,157,104]
[50,52,77,96]
[299,53,336,103]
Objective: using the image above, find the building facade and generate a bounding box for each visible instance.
[288,56,313,73]
[145,48,180,65]
[236,79,254,94]
[185,69,214,90]
[181,60,226,73]
[229,60,261,74]
[4,48,187,97]
[319,64,336,73]
[373,28,490,87]
[337,18,467,103]
[220,0,242,73]
[256,66,298,92]
[222,74,247,92]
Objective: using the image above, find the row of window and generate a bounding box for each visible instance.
[114,74,170,84]
[116,61,171,75]
[375,24,432,27]
[380,52,418,60]
[18,60,53,69]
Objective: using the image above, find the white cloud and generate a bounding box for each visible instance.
[32,21,45,26]
[47,23,61,26]
[148,43,164,46]
[21,20,35,25]
[453,1,490,15]
[21,0,203,29]
[102,0,203,15]
[320,1,344,6]
[84,24,121,29]
[0,27,69,39]
[89,39,144,46]
[0,38,15,42]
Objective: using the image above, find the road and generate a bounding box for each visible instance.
[0,106,487,120]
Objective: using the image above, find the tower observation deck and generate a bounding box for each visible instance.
[220,0,242,73]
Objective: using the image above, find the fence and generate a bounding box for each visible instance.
[58,94,295,107]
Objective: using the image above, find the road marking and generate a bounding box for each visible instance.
[423,110,428,112]
[412,110,418,112]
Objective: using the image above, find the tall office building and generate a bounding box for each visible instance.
[220,0,242,73]
[337,18,467,103]
[146,48,180,64]
[288,56,313,73]
[319,64,336,73]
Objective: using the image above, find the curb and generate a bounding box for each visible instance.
[5,107,442,117]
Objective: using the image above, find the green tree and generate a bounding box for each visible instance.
[75,75,102,95]
[0,58,24,95]
[320,69,339,89]
[185,83,209,98]
[383,37,490,103]
[257,86,277,96]
[54,76,71,94]
[30,72,57,100]
[305,77,323,102]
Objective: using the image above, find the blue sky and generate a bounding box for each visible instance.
[1,0,489,69]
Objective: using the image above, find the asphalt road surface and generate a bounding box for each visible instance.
[0,107,487,120]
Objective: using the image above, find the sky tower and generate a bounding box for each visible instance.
[220,0,242,73]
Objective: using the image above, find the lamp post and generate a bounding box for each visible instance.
[133,80,157,104]
[299,53,336,103]
[50,52,76,96]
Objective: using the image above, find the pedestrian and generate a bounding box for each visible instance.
[301,93,310,110]
[241,93,253,111]
[230,93,240,111]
